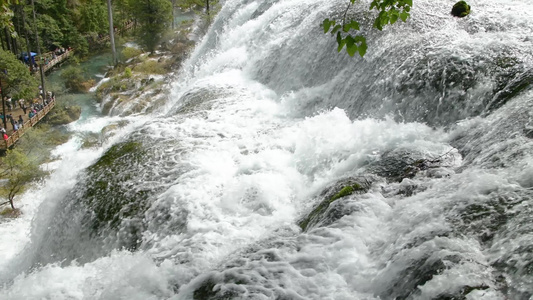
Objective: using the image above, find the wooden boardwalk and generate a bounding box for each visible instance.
[42,50,73,73]
[1,98,56,150]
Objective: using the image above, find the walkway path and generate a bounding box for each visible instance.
[1,99,56,150]
[33,49,73,74]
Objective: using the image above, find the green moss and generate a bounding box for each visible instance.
[81,141,151,250]
[451,1,471,18]
[299,182,366,231]
[45,105,82,125]
[90,141,142,170]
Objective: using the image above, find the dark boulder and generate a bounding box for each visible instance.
[451,1,471,18]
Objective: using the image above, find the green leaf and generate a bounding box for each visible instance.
[358,41,367,57]
[343,20,360,32]
[322,18,331,33]
[348,20,360,31]
[354,35,366,43]
[332,24,342,34]
[373,16,383,30]
[345,35,357,57]
[337,39,346,52]
[400,11,409,22]
[405,0,413,7]
[390,11,399,24]
[346,44,358,57]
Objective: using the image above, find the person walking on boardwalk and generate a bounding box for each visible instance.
[4,97,11,112]
[9,114,15,131]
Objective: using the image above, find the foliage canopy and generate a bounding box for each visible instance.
[0,148,45,210]
[131,0,173,53]
[0,48,38,100]
[322,0,413,57]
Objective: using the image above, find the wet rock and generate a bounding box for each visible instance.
[298,178,370,231]
[451,1,471,18]
[488,69,533,112]
[379,254,461,299]
[365,148,449,183]
[434,284,489,299]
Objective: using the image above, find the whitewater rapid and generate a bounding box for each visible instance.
[1,0,533,299]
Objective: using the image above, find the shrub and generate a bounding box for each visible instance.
[61,66,89,92]
[124,67,132,78]
[122,47,143,60]
[134,59,165,74]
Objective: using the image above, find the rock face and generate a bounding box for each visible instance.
[451,1,471,18]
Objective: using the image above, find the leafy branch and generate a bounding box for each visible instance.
[322,0,413,57]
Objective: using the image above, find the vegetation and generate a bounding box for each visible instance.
[0,48,38,100]
[451,1,470,18]
[121,46,142,61]
[299,181,367,231]
[60,65,94,93]
[323,0,413,57]
[131,0,173,53]
[0,148,46,210]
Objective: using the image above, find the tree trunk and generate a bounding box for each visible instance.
[171,0,175,30]
[106,0,117,65]
[0,30,5,51]
[31,0,45,100]
[4,27,12,52]
[21,4,34,72]
[9,197,15,210]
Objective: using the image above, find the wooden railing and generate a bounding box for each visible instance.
[2,98,56,149]
[90,21,135,46]
[42,50,73,73]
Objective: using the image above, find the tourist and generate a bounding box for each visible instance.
[18,115,23,126]
[4,97,11,112]
[9,115,15,131]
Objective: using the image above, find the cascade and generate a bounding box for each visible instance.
[1,0,533,299]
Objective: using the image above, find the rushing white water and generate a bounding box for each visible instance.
[1,0,533,299]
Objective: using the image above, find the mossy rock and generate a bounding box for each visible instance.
[451,1,471,18]
[80,132,101,149]
[489,69,533,112]
[80,141,152,250]
[46,105,81,125]
[66,106,81,120]
[299,180,368,231]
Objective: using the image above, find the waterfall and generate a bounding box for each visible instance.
[1,0,533,299]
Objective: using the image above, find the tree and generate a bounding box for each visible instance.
[79,0,108,34]
[0,48,38,100]
[132,0,172,53]
[0,148,45,210]
[322,0,412,57]
[0,0,16,35]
